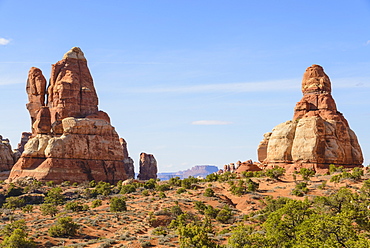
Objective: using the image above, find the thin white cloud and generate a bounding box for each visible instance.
[0,38,10,45]
[131,79,300,94]
[366,40,370,45]
[192,120,233,125]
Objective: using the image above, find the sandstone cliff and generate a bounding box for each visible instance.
[257,65,363,173]
[0,135,17,171]
[9,47,130,183]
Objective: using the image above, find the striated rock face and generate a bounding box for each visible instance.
[0,135,16,171]
[9,47,129,183]
[120,138,135,179]
[258,65,363,173]
[138,153,157,180]
[235,160,262,173]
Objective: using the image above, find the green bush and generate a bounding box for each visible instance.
[0,220,27,237]
[177,219,217,248]
[3,197,26,209]
[291,182,309,196]
[120,184,136,194]
[40,203,58,217]
[203,188,215,197]
[110,197,127,212]
[44,187,65,205]
[6,183,23,197]
[22,205,33,213]
[298,168,315,181]
[144,179,157,189]
[92,181,111,196]
[65,201,88,212]
[156,184,170,192]
[48,217,79,237]
[177,187,187,194]
[216,206,233,223]
[169,177,181,186]
[1,228,36,248]
[91,199,102,208]
[265,166,286,180]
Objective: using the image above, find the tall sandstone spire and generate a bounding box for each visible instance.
[9,47,133,183]
[257,65,363,173]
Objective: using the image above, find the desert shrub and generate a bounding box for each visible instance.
[44,187,65,205]
[110,197,127,212]
[1,228,36,248]
[229,180,246,196]
[91,199,102,208]
[40,203,59,217]
[169,177,181,186]
[218,172,236,182]
[156,184,170,192]
[330,174,342,183]
[205,173,219,182]
[45,181,54,187]
[6,183,23,197]
[317,181,327,190]
[151,226,168,236]
[298,168,315,181]
[203,188,215,197]
[194,201,207,214]
[141,189,150,196]
[216,205,233,223]
[265,166,286,180]
[1,220,27,237]
[48,217,79,237]
[204,205,220,219]
[351,167,364,181]
[241,171,255,178]
[92,181,111,196]
[120,184,136,194]
[168,212,197,229]
[171,205,183,217]
[329,164,344,174]
[65,201,88,212]
[292,182,309,196]
[22,205,33,213]
[177,219,217,248]
[89,180,97,187]
[176,187,186,194]
[3,197,26,209]
[246,178,259,191]
[144,179,157,189]
[158,192,166,198]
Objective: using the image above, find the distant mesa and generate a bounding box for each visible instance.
[8,47,133,183]
[257,64,363,173]
[157,165,219,180]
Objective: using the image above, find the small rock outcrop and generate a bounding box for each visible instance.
[9,47,130,183]
[17,132,32,154]
[138,152,157,180]
[120,138,135,179]
[0,135,17,171]
[257,65,363,173]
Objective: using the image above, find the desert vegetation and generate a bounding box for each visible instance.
[0,167,370,247]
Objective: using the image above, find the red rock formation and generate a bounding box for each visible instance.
[235,160,262,173]
[120,138,135,179]
[9,47,130,183]
[257,65,363,173]
[26,67,47,134]
[138,153,157,180]
[0,135,16,171]
[17,132,32,154]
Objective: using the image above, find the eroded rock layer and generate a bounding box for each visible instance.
[9,47,130,183]
[257,65,363,173]
[0,135,16,171]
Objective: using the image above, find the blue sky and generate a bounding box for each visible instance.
[0,0,369,172]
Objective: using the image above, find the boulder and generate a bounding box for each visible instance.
[138,152,157,180]
[258,65,363,173]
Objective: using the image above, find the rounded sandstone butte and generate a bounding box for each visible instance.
[119,138,135,179]
[302,64,331,95]
[258,64,363,173]
[26,67,47,131]
[0,136,16,171]
[138,152,157,180]
[17,132,32,154]
[32,106,52,134]
[48,47,98,123]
